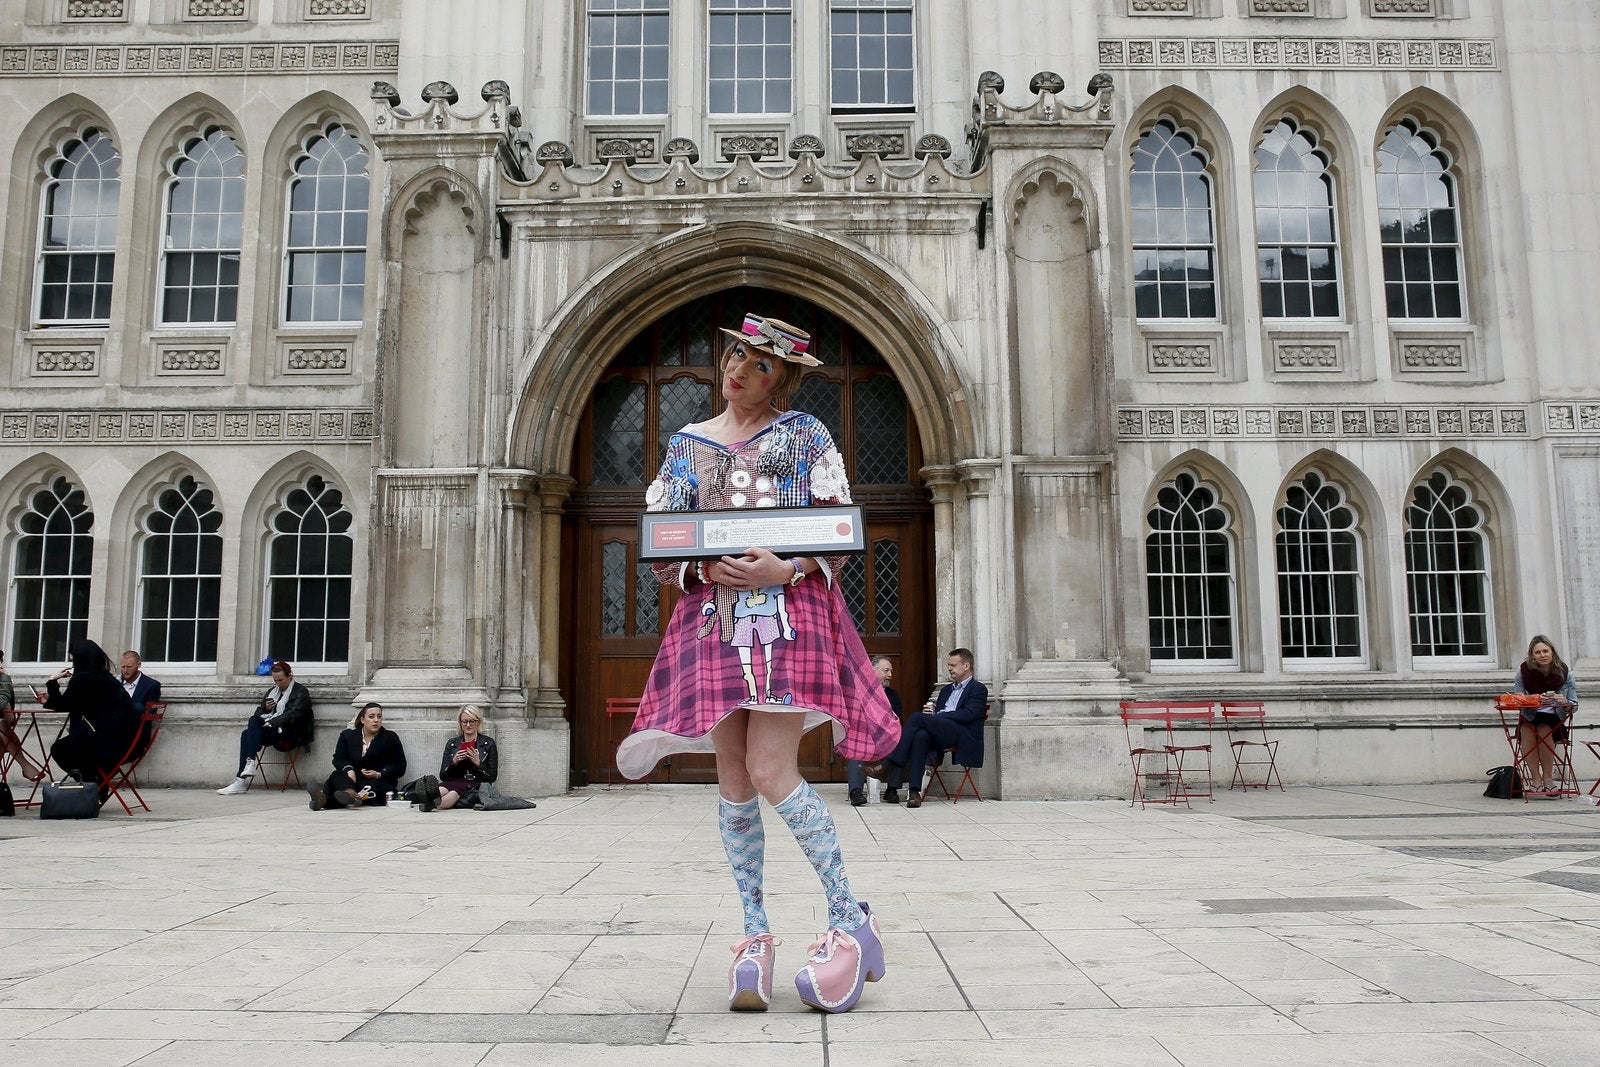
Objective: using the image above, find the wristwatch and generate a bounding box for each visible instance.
[788,558,805,586]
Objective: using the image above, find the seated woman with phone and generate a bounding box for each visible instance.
[415,704,498,812]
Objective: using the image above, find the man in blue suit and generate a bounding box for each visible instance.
[119,651,162,711]
[120,651,163,762]
[865,648,986,809]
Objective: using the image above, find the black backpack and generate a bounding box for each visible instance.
[1484,766,1522,799]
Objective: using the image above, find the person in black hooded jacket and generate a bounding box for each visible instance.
[44,639,138,796]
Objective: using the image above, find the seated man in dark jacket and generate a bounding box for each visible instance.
[865,648,986,809]
[217,660,313,795]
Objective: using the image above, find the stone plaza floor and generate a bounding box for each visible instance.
[4,781,1600,1066]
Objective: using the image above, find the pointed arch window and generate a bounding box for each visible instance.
[1405,469,1490,659]
[1130,120,1217,319]
[264,475,353,665]
[1377,119,1464,320]
[1146,471,1237,666]
[1255,118,1341,319]
[283,124,370,324]
[36,128,121,327]
[9,476,93,664]
[159,126,244,325]
[137,477,223,663]
[1276,470,1365,664]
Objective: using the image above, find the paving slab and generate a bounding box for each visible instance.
[3,783,1600,1065]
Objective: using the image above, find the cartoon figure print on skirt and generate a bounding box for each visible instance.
[616,312,901,1014]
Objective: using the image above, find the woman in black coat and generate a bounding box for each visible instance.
[308,702,406,810]
[44,639,138,792]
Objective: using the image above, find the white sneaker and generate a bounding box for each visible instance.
[241,758,259,778]
[216,778,248,795]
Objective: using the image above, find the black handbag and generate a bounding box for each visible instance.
[40,773,100,819]
[1484,765,1522,800]
[0,779,14,817]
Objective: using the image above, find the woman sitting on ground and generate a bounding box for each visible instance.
[417,704,499,812]
[43,639,138,796]
[1513,634,1577,794]
[309,702,406,810]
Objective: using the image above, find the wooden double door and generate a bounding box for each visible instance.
[561,289,933,785]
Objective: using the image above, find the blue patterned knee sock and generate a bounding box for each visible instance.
[773,781,865,930]
[718,794,769,937]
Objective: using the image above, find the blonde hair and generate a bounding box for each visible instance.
[457,703,489,737]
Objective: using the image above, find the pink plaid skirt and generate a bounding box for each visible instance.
[616,575,901,781]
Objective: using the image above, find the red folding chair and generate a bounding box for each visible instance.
[98,704,166,815]
[248,738,306,792]
[1119,701,1215,808]
[1220,700,1283,791]
[605,697,643,786]
[927,703,989,804]
[1495,698,1578,801]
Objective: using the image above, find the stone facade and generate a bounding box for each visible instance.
[1,3,1596,798]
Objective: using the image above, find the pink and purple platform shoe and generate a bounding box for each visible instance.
[728,933,782,1011]
[795,901,886,1013]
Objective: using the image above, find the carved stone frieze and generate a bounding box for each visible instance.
[65,0,126,19]
[719,134,782,161]
[283,344,352,373]
[34,348,97,374]
[0,408,374,444]
[1117,404,1531,440]
[1146,341,1214,372]
[590,134,657,164]
[160,348,223,373]
[1251,0,1311,13]
[1098,37,1496,71]
[186,0,247,18]
[844,132,908,159]
[308,0,369,16]
[1543,403,1600,435]
[1272,335,1345,374]
[1372,0,1435,12]
[1401,342,1464,369]
[1128,0,1191,12]
[2,40,398,76]
[372,80,517,139]
[1392,331,1475,378]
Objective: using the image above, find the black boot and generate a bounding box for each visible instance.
[882,788,901,804]
[849,788,867,807]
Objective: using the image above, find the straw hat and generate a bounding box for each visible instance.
[718,313,822,366]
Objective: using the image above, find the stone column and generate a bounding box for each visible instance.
[920,465,959,658]
[532,475,574,720]
[488,470,536,713]
[958,460,1001,665]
